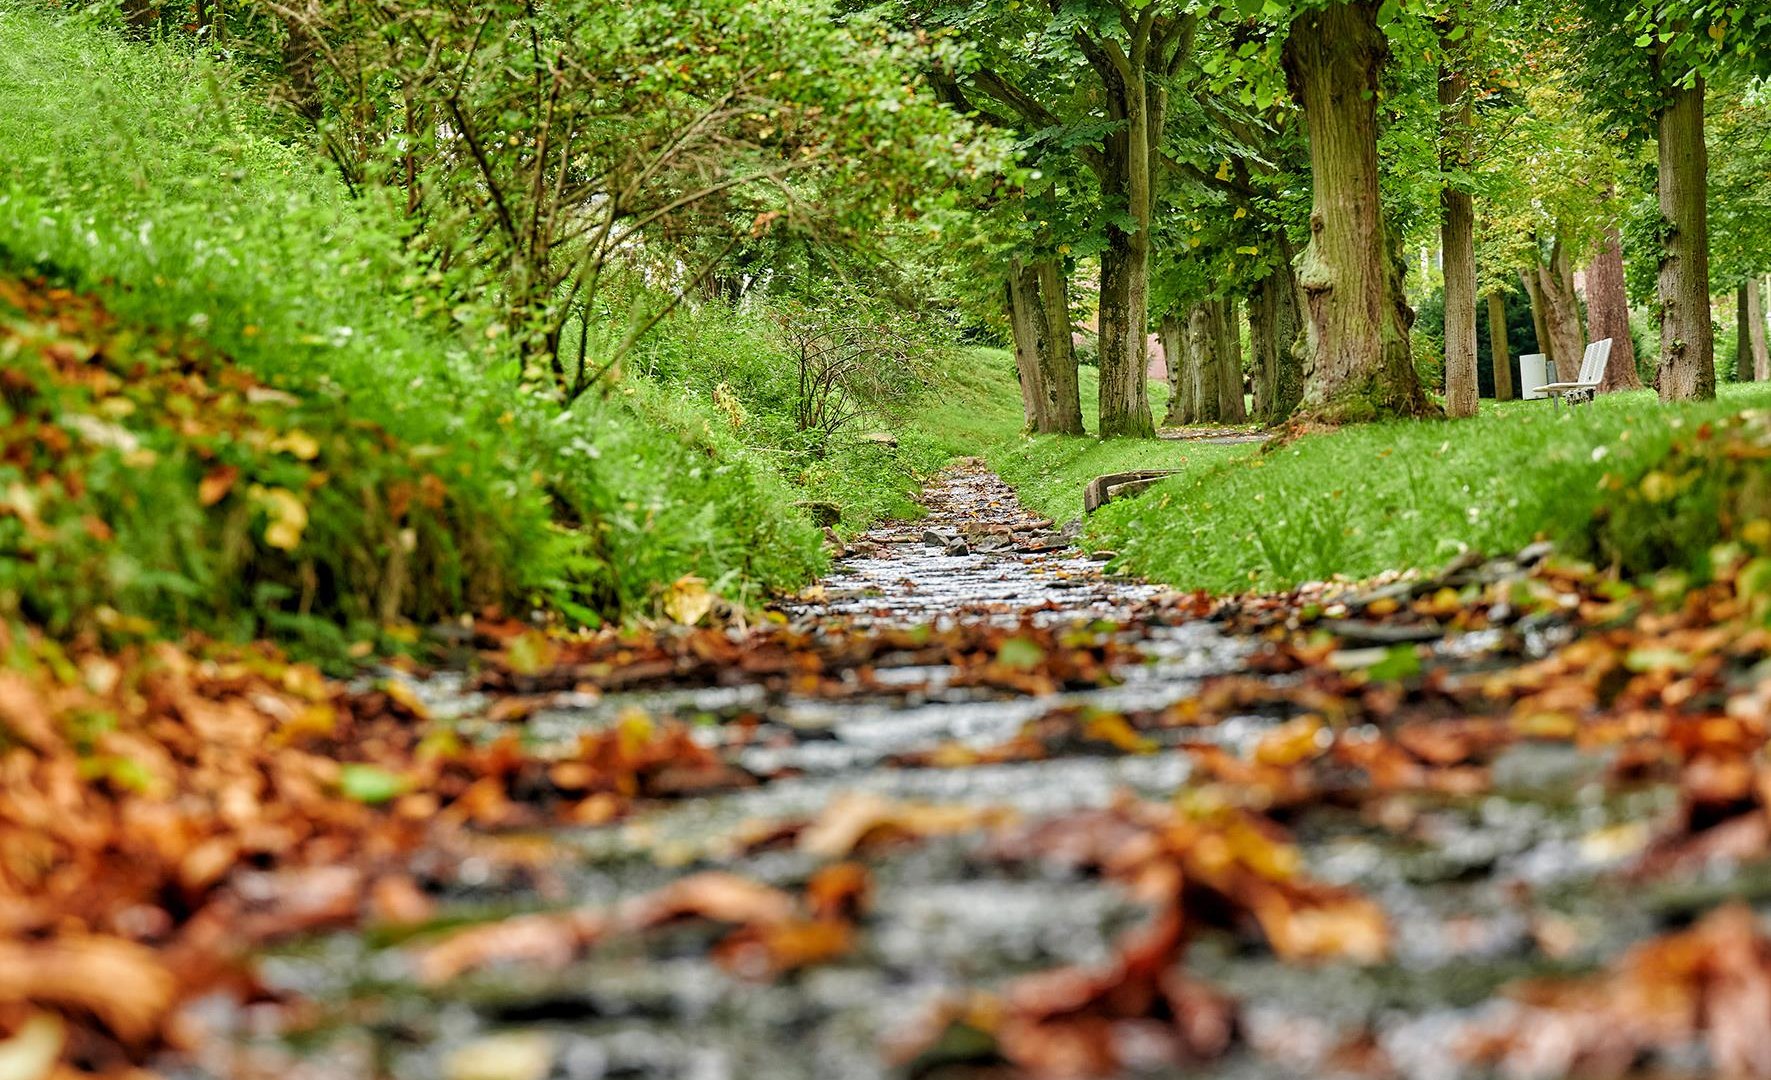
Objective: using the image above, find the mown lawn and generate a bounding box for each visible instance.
[1085,385,1771,593]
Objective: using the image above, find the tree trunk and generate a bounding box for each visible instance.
[1248,288,1273,422]
[1216,298,1247,423]
[1248,235,1307,425]
[1161,313,1196,425]
[1097,239,1155,437]
[1033,260,1086,433]
[1439,22,1478,418]
[1006,265,1044,430]
[1189,302,1222,423]
[1740,279,1770,383]
[1522,268,1554,382]
[1584,227,1641,391]
[1283,1,1435,424]
[1535,239,1586,383]
[1486,291,1514,401]
[1094,62,1156,439]
[1007,259,1087,434]
[1656,76,1715,401]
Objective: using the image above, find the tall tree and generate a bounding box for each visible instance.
[1654,66,1714,400]
[1573,1,1771,401]
[1485,290,1515,400]
[1740,280,1770,382]
[1282,1,1436,423]
[1439,8,1479,417]
[1585,226,1644,390]
[914,0,1200,438]
[1534,237,1587,381]
[1006,258,1087,433]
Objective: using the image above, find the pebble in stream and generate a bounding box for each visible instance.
[231,461,1695,1080]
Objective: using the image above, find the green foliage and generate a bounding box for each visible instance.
[0,276,538,657]
[290,0,1002,398]
[1595,409,1771,579]
[0,9,829,640]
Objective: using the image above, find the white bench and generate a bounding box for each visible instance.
[1533,338,1612,407]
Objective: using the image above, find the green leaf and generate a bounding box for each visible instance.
[339,763,411,804]
[996,636,1045,671]
[1363,645,1422,682]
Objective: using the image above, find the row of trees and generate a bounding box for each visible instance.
[128,0,1770,440]
[905,0,1770,437]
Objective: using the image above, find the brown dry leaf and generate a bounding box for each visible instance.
[714,918,855,980]
[994,910,1237,1076]
[797,792,1012,858]
[196,464,238,507]
[1466,903,1771,1080]
[0,936,175,1046]
[0,673,60,752]
[805,862,871,922]
[414,909,607,985]
[620,871,797,930]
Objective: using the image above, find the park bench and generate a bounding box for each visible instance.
[1083,469,1181,513]
[1533,337,1612,407]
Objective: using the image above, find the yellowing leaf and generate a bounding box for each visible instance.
[1254,715,1327,767]
[0,1012,64,1080]
[662,575,714,625]
[1215,159,1232,181]
[249,485,309,550]
[1233,206,1247,219]
[1082,712,1156,754]
[269,430,321,460]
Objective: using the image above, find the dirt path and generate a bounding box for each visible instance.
[231,461,1744,1080]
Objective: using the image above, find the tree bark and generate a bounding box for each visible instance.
[1585,227,1642,391]
[1161,313,1196,425]
[1521,268,1554,379]
[1033,260,1085,433]
[1656,75,1715,401]
[1439,22,1478,418]
[1007,259,1087,434]
[1486,291,1514,401]
[1534,239,1586,384]
[1189,302,1222,423]
[1249,295,1269,423]
[1740,279,1770,383]
[1216,297,1247,423]
[1092,49,1157,439]
[1006,264,1044,430]
[1283,1,1435,424]
[1248,235,1307,425]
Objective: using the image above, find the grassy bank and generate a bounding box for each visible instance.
[1088,386,1771,592]
[936,349,1771,594]
[0,8,825,649]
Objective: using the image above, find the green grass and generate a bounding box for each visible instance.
[922,348,1248,527]
[1083,385,1771,593]
[0,8,825,639]
[916,348,1771,595]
